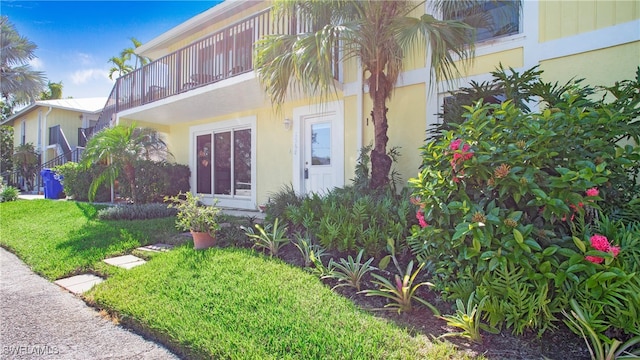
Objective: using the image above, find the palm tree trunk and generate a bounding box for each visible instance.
[124,162,136,203]
[369,72,392,189]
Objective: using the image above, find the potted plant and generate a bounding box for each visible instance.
[165,192,221,249]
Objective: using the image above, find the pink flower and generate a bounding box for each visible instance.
[449,139,463,151]
[416,211,428,228]
[585,255,604,264]
[610,246,620,257]
[586,187,599,197]
[590,234,611,252]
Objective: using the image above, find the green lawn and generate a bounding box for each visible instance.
[0,199,476,359]
[0,199,177,279]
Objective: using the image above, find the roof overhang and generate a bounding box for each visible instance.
[117,72,269,125]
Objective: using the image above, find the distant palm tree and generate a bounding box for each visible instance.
[120,37,150,70]
[0,16,47,106]
[81,123,172,203]
[12,143,39,191]
[107,55,133,80]
[39,81,63,100]
[255,0,491,188]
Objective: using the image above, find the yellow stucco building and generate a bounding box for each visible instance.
[95,0,639,210]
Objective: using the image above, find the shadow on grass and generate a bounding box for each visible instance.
[55,208,180,277]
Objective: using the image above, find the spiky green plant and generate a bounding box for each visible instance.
[243,218,289,257]
[563,299,640,360]
[323,250,376,291]
[438,290,499,343]
[361,260,440,315]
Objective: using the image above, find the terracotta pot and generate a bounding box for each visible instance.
[190,230,216,250]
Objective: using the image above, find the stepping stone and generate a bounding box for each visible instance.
[103,255,146,269]
[137,243,173,253]
[55,274,104,294]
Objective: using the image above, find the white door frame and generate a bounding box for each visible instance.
[292,100,344,195]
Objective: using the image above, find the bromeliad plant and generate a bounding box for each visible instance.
[243,218,289,257]
[438,290,499,343]
[323,250,376,291]
[361,260,440,315]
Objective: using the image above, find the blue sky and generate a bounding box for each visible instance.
[2,1,221,99]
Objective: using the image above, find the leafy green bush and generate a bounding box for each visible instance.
[54,162,111,202]
[0,183,19,202]
[118,160,190,204]
[409,67,639,336]
[283,187,415,256]
[96,203,177,220]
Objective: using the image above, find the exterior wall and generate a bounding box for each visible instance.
[167,2,269,54]
[12,111,39,148]
[540,0,639,42]
[540,41,639,88]
[46,108,83,149]
[117,0,639,208]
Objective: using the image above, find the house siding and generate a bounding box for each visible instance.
[540,0,640,42]
[113,0,638,208]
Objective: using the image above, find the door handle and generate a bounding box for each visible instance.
[304,168,309,179]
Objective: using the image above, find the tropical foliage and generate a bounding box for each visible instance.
[409,66,639,339]
[255,0,479,188]
[0,16,47,107]
[12,143,39,191]
[81,123,172,203]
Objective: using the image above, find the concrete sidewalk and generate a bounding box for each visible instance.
[0,248,179,360]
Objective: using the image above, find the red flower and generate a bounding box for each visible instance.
[590,234,610,252]
[610,246,620,257]
[449,139,462,151]
[416,211,428,228]
[585,187,599,197]
[585,255,604,264]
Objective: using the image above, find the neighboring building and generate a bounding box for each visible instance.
[2,97,107,175]
[95,0,640,210]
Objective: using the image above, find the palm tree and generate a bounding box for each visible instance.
[0,16,47,106]
[120,37,150,70]
[12,143,39,191]
[107,55,133,80]
[39,81,63,100]
[81,123,172,203]
[255,0,488,188]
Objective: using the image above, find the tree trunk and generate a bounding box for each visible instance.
[369,72,392,189]
[124,162,136,203]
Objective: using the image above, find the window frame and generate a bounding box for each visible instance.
[190,116,257,209]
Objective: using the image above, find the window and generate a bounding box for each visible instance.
[444,0,520,42]
[196,128,252,197]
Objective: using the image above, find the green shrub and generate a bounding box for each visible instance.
[271,146,416,257]
[118,160,190,204]
[282,187,415,256]
[409,67,639,336]
[0,183,19,202]
[54,162,111,202]
[96,203,177,221]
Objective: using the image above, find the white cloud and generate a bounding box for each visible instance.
[76,52,95,66]
[29,58,44,70]
[70,68,111,85]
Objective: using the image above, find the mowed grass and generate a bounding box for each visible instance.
[0,199,177,279]
[2,199,476,359]
[88,246,467,359]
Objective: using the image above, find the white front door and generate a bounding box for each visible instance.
[303,115,334,194]
[293,101,344,196]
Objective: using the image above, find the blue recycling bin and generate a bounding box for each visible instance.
[40,168,64,199]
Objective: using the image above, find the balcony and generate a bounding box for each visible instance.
[96,7,297,130]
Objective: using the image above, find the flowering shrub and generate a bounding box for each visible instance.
[409,67,639,335]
